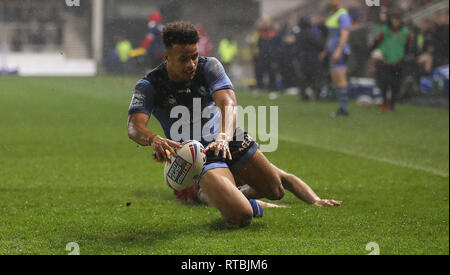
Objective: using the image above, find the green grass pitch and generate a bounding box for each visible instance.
[0,76,448,255]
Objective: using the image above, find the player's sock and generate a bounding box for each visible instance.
[337,87,349,114]
[249,199,263,218]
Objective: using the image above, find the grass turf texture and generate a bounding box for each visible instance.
[0,76,448,255]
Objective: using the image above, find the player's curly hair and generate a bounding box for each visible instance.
[163,21,200,49]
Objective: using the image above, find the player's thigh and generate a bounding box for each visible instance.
[199,168,253,226]
[234,150,284,201]
[331,68,348,88]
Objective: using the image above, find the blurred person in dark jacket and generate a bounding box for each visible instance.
[250,21,263,91]
[432,11,449,68]
[257,17,280,91]
[416,19,435,77]
[279,16,300,91]
[416,19,434,55]
[297,16,325,101]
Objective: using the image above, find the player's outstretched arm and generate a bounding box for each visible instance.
[277,166,342,207]
[127,113,181,162]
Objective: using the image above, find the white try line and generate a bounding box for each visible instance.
[280,136,449,178]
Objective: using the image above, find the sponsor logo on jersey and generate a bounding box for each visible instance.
[130,93,145,107]
[167,95,177,106]
[178,88,192,94]
[198,86,208,96]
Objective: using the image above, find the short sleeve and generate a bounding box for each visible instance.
[339,13,352,30]
[204,57,234,95]
[128,79,155,116]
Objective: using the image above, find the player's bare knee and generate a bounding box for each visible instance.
[224,209,252,228]
[235,211,253,228]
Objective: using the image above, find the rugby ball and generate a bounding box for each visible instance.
[164,140,207,191]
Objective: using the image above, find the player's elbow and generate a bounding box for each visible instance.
[127,121,137,141]
[214,89,237,109]
[267,176,285,201]
[127,130,134,141]
[229,99,238,108]
[220,95,237,109]
[223,98,238,115]
[267,186,285,201]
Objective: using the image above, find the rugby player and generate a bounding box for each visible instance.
[127,21,341,227]
[320,0,352,117]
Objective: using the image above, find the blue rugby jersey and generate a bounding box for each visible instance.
[325,8,352,54]
[128,57,234,146]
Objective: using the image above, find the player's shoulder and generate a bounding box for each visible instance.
[200,57,233,91]
[144,63,167,83]
[133,75,156,96]
[339,9,352,20]
[202,56,220,66]
[192,56,221,77]
[201,56,225,74]
[134,78,152,91]
[338,11,352,27]
[197,56,210,68]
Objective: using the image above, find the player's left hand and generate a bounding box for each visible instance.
[314,199,342,207]
[205,137,232,160]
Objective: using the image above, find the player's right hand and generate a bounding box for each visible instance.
[151,135,182,163]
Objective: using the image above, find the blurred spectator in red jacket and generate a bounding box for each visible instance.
[197,25,213,57]
[133,10,165,70]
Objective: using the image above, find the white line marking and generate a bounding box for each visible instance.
[279,136,449,178]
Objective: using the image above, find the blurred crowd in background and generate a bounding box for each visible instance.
[102,0,448,106]
[242,0,449,104]
[242,0,448,102]
[0,0,448,105]
[0,0,85,52]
